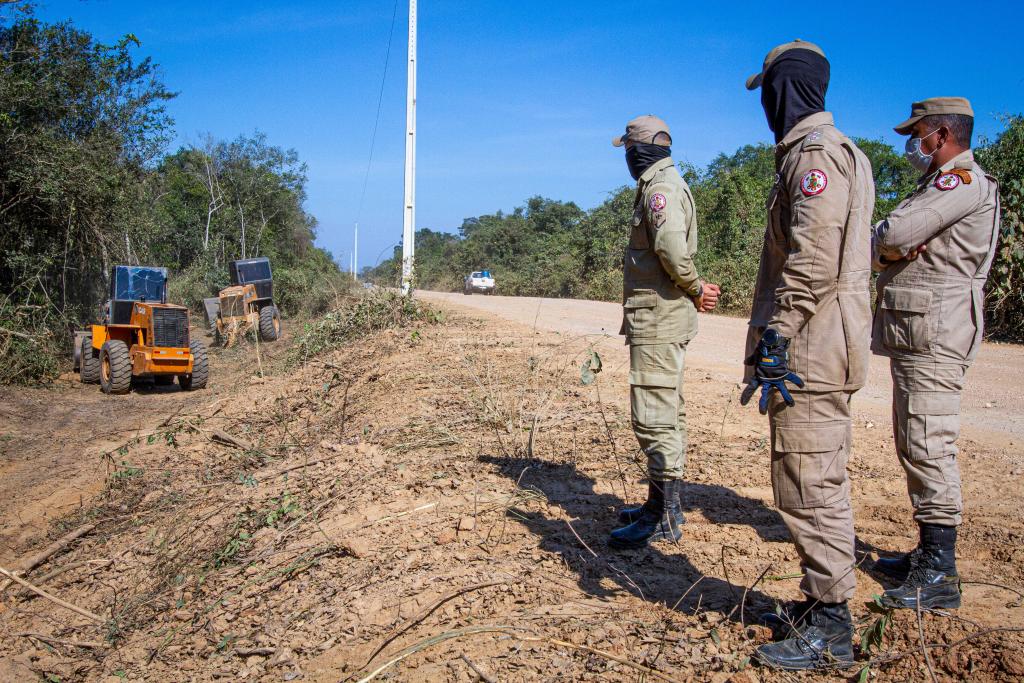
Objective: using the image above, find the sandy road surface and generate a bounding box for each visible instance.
[421,291,1024,446]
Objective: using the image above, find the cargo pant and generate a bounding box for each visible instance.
[629,342,688,481]
[769,390,856,603]
[890,358,965,527]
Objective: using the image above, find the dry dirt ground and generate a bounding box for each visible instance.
[0,295,1022,682]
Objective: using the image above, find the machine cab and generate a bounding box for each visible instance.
[228,257,273,302]
[107,266,168,324]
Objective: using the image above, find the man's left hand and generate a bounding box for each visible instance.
[740,328,804,414]
[694,282,721,312]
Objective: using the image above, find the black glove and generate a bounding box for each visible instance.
[740,328,804,415]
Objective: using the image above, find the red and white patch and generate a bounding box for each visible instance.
[935,172,961,191]
[649,193,667,212]
[800,169,828,196]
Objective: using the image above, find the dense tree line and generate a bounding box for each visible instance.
[370,120,1023,341]
[0,8,342,383]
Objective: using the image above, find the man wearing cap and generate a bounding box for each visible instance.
[740,40,874,670]
[870,97,1001,611]
[608,115,721,549]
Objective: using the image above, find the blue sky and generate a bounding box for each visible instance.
[35,1,1024,272]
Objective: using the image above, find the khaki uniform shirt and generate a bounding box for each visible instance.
[871,150,1001,364]
[745,112,875,392]
[621,156,702,345]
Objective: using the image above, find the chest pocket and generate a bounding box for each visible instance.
[629,206,649,249]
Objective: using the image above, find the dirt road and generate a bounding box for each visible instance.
[421,291,1024,445]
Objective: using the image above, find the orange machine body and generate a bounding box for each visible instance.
[91,302,194,376]
[215,283,260,334]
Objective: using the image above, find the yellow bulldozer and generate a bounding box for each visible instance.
[204,257,281,346]
[73,266,209,394]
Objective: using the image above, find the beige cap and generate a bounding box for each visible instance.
[745,39,826,90]
[893,97,974,134]
[612,114,672,147]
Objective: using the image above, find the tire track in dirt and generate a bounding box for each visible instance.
[0,333,283,565]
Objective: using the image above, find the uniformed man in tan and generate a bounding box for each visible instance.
[870,97,1001,611]
[608,115,721,550]
[740,40,874,670]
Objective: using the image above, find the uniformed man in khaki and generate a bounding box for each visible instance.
[740,41,874,670]
[870,97,1001,611]
[608,115,720,550]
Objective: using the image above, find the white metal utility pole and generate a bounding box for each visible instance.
[353,222,359,282]
[400,0,417,295]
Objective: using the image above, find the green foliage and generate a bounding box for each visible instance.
[289,289,440,365]
[976,116,1024,341]
[0,9,344,383]
[370,123,1021,342]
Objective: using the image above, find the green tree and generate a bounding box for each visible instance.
[976,115,1024,341]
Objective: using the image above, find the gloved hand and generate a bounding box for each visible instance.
[740,328,804,415]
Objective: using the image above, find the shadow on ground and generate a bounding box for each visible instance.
[481,454,785,624]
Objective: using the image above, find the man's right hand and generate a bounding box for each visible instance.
[695,282,721,312]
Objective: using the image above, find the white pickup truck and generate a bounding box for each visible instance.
[463,270,496,295]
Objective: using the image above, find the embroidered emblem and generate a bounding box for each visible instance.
[800,169,828,196]
[649,193,667,212]
[935,172,961,191]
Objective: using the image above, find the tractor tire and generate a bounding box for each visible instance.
[179,339,209,391]
[100,340,132,395]
[259,305,281,342]
[79,335,101,384]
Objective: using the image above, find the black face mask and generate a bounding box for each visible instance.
[760,49,830,143]
[625,143,671,180]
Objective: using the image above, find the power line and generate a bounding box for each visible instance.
[355,0,400,226]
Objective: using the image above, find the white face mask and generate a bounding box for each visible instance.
[904,128,940,173]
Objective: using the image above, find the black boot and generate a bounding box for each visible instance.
[759,598,814,640]
[608,480,683,549]
[874,548,919,582]
[754,601,854,671]
[617,484,685,526]
[881,524,961,610]
[874,526,925,582]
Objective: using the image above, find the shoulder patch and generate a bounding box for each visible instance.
[935,172,962,191]
[649,193,667,212]
[947,168,972,184]
[800,169,828,196]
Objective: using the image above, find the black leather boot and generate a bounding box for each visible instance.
[608,480,683,549]
[874,525,925,582]
[759,598,814,640]
[617,483,685,526]
[881,524,961,610]
[754,601,854,671]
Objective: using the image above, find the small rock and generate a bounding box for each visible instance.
[985,402,994,408]
[1003,650,1024,676]
[728,672,760,683]
[436,530,456,545]
[458,516,476,532]
[340,538,371,558]
[173,609,192,621]
[272,648,295,667]
[865,421,875,429]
